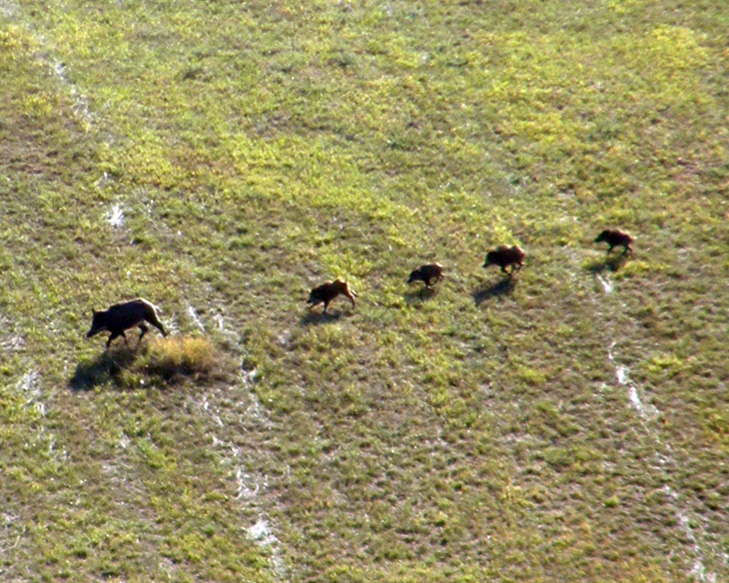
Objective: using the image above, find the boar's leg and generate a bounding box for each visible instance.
[138,323,149,344]
[106,330,126,350]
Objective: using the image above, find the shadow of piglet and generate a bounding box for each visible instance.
[585,254,628,274]
[472,277,516,306]
[404,286,438,304]
[299,310,345,326]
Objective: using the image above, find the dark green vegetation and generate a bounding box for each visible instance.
[2,0,729,581]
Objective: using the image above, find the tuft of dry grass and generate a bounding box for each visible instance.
[69,335,235,390]
[141,335,234,385]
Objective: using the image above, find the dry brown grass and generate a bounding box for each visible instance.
[141,335,235,385]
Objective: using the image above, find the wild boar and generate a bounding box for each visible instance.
[407,263,444,289]
[86,298,167,349]
[594,229,634,255]
[307,279,357,314]
[483,245,525,275]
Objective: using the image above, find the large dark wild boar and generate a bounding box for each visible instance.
[483,245,525,275]
[86,298,168,349]
[307,279,357,314]
[407,263,444,289]
[594,229,634,255]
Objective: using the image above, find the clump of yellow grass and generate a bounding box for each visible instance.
[142,335,233,384]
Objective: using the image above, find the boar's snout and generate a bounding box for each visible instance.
[86,312,103,338]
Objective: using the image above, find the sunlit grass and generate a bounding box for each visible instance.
[141,335,234,385]
[1,0,729,581]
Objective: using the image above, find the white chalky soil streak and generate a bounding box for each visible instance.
[666,487,717,583]
[609,358,659,422]
[246,517,286,576]
[184,312,287,580]
[105,203,125,228]
[607,345,714,582]
[596,273,614,294]
[185,302,206,333]
[195,383,287,580]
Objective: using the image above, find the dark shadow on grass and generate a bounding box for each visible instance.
[69,346,139,391]
[473,276,516,306]
[404,286,438,304]
[299,309,346,326]
[586,254,629,274]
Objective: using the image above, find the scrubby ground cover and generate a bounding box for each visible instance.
[1,0,729,581]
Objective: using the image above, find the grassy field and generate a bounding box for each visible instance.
[2,0,729,581]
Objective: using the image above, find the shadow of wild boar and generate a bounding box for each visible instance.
[594,229,634,255]
[483,245,525,276]
[307,279,357,314]
[86,298,167,350]
[407,263,444,289]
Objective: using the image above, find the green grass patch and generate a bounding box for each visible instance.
[2,0,729,581]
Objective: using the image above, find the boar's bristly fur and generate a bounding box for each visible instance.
[407,263,444,288]
[483,245,525,275]
[86,298,167,350]
[594,229,634,255]
[307,279,357,314]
